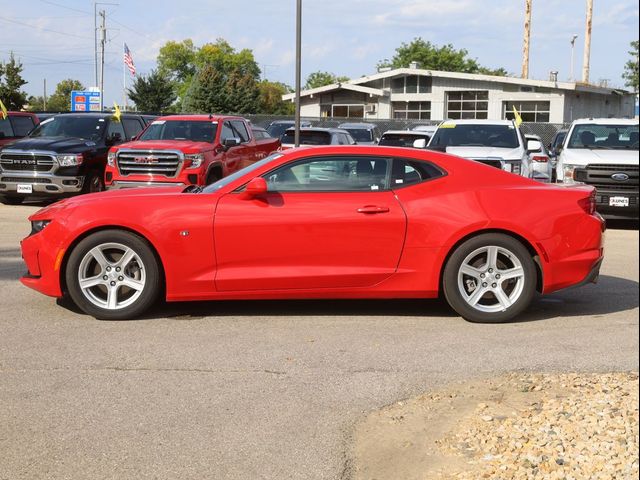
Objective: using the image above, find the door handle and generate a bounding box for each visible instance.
[357,205,390,214]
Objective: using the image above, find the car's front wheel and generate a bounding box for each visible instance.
[65,230,161,320]
[443,233,536,323]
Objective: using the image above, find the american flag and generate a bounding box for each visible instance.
[124,43,136,76]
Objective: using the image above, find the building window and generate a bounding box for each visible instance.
[390,75,432,94]
[446,91,489,119]
[392,101,431,120]
[504,101,550,122]
[331,104,364,118]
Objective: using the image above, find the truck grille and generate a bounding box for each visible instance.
[575,164,639,193]
[116,150,182,177]
[0,153,55,172]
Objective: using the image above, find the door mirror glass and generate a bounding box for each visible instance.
[244,177,268,197]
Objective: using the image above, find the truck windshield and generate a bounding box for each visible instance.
[29,116,106,141]
[139,121,218,143]
[430,124,519,148]
[281,130,332,145]
[567,124,639,150]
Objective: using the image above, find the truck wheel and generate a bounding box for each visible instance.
[1,196,24,205]
[442,233,536,323]
[206,171,220,185]
[65,229,161,320]
[82,171,105,194]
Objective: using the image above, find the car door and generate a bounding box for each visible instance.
[214,155,407,291]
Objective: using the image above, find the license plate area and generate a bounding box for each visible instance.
[609,196,629,207]
[17,184,33,194]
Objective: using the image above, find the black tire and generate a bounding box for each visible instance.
[442,233,536,323]
[82,170,105,194]
[206,170,220,185]
[1,195,24,205]
[65,229,161,320]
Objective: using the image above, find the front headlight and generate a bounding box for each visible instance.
[562,163,580,184]
[185,153,204,168]
[56,154,83,167]
[30,220,51,235]
[107,151,116,166]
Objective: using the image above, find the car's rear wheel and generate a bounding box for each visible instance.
[443,233,536,323]
[65,230,161,320]
[82,170,105,194]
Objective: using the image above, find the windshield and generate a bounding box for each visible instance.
[29,116,106,141]
[567,124,639,150]
[202,153,284,193]
[139,120,218,143]
[430,124,519,148]
[344,129,373,142]
[379,133,428,147]
[281,130,332,145]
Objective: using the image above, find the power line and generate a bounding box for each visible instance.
[0,16,92,39]
[38,0,92,15]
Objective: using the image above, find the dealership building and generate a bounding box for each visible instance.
[283,65,635,123]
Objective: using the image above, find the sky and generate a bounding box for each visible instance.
[1,0,638,107]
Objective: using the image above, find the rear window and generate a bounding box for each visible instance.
[345,128,373,142]
[282,130,332,145]
[139,120,218,143]
[10,115,36,136]
[379,133,427,147]
[0,118,14,137]
[430,124,519,148]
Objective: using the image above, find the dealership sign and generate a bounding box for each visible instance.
[71,90,101,112]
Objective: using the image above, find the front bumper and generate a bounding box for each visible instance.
[107,180,187,190]
[595,189,639,220]
[20,226,65,297]
[0,172,85,196]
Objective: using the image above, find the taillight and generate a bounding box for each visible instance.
[531,155,548,163]
[578,191,597,215]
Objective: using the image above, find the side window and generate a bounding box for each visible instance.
[122,118,144,140]
[10,116,36,136]
[220,121,235,142]
[391,159,444,187]
[0,118,15,137]
[106,120,126,143]
[230,120,250,143]
[264,156,390,192]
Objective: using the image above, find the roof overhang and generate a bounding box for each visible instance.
[283,83,385,101]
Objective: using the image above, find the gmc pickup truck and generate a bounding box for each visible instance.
[0,112,147,204]
[105,115,280,189]
[557,118,638,220]
[0,111,39,147]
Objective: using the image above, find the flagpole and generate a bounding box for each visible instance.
[123,42,126,112]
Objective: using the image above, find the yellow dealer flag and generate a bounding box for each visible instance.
[113,102,122,122]
[512,105,523,127]
[0,98,8,120]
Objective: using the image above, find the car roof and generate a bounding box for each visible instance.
[571,118,638,125]
[51,112,143,119]
[337,122,378,129]
[155,114,242,122]
[284,127,350,134]
[439,119,516,126]
[382,130,430,136]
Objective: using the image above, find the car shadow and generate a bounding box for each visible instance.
[0,247,25,281]
[606,219,639,231]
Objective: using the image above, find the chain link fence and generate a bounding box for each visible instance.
[244,114,571,147]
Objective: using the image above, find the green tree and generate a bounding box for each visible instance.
[0,53,28,110]
[304,71,350,89]
[127,69,177,112]
[622,40,639,93]
[182,63,228,113]
[157,39,197,83]
[257,80,294,114]
[378,38,507,75]
[224,70,260,114]
[44,79,85,111]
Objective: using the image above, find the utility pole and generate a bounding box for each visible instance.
[582,0,593,83]
[43,79,47,111]
[521,0,532,79]
[94,2,98,88]
[294,0,302,147]
[99,9,106,110]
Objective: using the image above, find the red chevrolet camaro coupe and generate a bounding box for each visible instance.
[20,146,605,323]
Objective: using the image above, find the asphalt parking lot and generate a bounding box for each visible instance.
[0,203,638,480]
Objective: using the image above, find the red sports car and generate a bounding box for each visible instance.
[20,146,604,323]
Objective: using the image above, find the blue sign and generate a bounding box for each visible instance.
[71,90,101,112]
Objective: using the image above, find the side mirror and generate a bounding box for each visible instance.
[244,177,268,198]
[413,138,427,149]
[223,137,241,149]
[526,139,542,153]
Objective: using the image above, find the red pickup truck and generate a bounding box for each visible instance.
[105,115,279,189]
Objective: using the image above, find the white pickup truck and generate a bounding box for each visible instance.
[557,118,638,220]
[427,119,535,178]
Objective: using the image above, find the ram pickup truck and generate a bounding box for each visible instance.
[0,111,39,147]
[557,118,638,220]
[0,112,147,204]
[105,115,280,189]
[427,119,534,178]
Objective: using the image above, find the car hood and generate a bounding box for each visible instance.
[116,139,215,152]
[561,148,639,166]
[444,146,523,160]
[3,136,101,153]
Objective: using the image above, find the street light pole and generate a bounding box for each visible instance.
[570,34,578,81]
[294,0,302,148]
